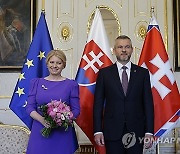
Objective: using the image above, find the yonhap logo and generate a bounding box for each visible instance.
[122,132,136,148]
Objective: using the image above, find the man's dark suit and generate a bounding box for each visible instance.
[93,63,154,151]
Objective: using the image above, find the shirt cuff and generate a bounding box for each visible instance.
[145,132,153,136]
[94,132,103,136]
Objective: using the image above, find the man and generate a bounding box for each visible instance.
[93,35,154,153]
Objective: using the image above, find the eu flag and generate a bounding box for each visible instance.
[9,12,53,130]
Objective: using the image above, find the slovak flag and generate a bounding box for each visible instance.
[138,14,180,137]
[75,8,114,153]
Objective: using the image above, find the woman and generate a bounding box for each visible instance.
[26,50,80,154]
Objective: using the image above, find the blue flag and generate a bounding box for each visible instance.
[9,12,53,130]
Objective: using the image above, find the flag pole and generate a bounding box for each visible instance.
[42,0,45,12]
[150,6,155,17]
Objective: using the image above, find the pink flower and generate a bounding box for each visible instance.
[39,99,74,138]
[56,113,61,119]
[57,103,65,110]
[65,106,71,111]
[53,100,61,107]
[56,118,62,124]
[53,107,58,112]
[49,111,56,118]
[69,112,73,118]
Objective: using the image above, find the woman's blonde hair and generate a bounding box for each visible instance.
[46,50,66,68]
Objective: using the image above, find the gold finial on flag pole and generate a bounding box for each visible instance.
[42,0,45,12]
[151,6,154,13]
[150,6,155,17]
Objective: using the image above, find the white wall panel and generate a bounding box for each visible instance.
[0,0,179,149]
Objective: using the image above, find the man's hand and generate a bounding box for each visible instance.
[94,133,105,146]
[144,134,154,149]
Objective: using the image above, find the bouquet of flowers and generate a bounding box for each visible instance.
[38,100,74,138]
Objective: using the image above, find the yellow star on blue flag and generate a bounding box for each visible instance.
[37,51,46,60]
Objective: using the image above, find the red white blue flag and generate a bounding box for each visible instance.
[138,15,180,137]
[75,8,114,153]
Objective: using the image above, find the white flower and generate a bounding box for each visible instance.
[61,114,65,120]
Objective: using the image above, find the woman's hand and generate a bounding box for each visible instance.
[39,117,50,128]
[30,111,50,128]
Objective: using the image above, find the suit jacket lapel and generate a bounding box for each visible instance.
[126,63,138,97]
[111,64,125,95]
